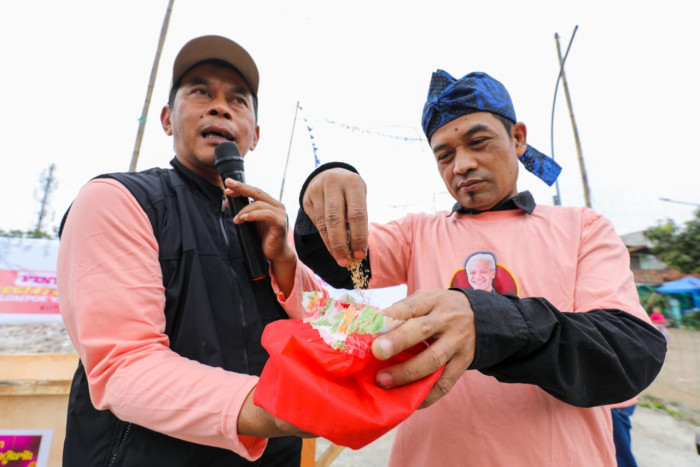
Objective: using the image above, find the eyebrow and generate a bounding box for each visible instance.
[229,86,252,98]
[182,78,252,98]
[431,123,492,154]
[183,76,211,88]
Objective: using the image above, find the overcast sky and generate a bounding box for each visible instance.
[1,0,698,238]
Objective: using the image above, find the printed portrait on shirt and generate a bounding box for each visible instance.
[449,250,519,296]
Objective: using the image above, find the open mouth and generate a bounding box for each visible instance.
[202,128,234,141]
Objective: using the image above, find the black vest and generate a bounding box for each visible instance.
[61,158,300,466]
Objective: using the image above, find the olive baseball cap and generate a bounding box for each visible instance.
[170,35,259,97]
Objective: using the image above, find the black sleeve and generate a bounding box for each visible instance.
[294,206,371,289]
[294,162,371,289]
[455,288,667,407]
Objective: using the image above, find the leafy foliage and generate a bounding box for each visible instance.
[644,209,700,274]
[0,228,57,239]
[681,310,700,330]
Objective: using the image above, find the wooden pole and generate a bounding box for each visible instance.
[555,32,591,208]
[316,443,345,467]
[129,0,175,172]
[278,101,301,201]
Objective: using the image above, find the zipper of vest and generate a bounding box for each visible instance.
[220,195,251,372]
[239,299,250,373]
[219,197,230,246]
[108,422,132,466]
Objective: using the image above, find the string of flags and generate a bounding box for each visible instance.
[323,119,426,143]
[298,103,426,168]
[299,104,321,167]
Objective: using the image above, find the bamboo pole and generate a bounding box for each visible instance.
[555,32,591,208]
[278,101,301,201]
[129,0,175,172]
[316,443,345,467]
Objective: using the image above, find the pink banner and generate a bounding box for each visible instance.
[0,270,59,315]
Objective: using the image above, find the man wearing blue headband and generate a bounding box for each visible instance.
[293,70,666,465]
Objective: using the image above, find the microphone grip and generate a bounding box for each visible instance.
[225,179,269,281]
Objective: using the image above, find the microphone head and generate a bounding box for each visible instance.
[214,142,244,172]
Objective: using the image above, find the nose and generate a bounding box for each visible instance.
[453,147,477,175]
[207,95,232,120]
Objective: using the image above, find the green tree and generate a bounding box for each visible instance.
[0,229,25,238]
[644,209,700,274]
[0,228,56,239]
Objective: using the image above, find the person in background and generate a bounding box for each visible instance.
[611,305,673,466]
[293,70,667,465]
[650,305,671,344]
[57,35,320,466]
[611,399,639,467]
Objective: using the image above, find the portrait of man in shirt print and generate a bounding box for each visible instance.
[465,251,497,292]
[449,250,519,296]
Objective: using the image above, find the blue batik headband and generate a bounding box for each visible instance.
[421,70,561,186]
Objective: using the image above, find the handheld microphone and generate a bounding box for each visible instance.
[214,142,268,280]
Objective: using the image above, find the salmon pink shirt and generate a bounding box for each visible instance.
[58,178,320,461]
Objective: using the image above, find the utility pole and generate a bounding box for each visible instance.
[129,0,175,172]
[35,163,57,233]
[555,31,591,208]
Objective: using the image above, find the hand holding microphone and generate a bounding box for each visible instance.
[215,142,269,280]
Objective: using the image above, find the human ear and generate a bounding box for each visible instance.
[161,106,173,136]
[512,122,528,157]
[249,125,260,152]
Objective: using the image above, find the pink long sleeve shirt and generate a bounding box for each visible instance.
[363,205,652,466]
[57,178,320,461]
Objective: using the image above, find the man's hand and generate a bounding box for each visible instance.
[302,168,368,267]
[371,290,476,408]
[224,179,296,296]
[224,179,291,263]
[238,389,317,439]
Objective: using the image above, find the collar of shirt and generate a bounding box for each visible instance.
[170,157,224,203]
[450,191,536,216]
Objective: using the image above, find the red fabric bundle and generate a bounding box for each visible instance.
[253,319,443,449]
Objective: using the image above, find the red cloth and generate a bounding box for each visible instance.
[253,319,443,449]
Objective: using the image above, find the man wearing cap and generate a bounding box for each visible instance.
[293,70,666,465]
[58,35,320,466]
